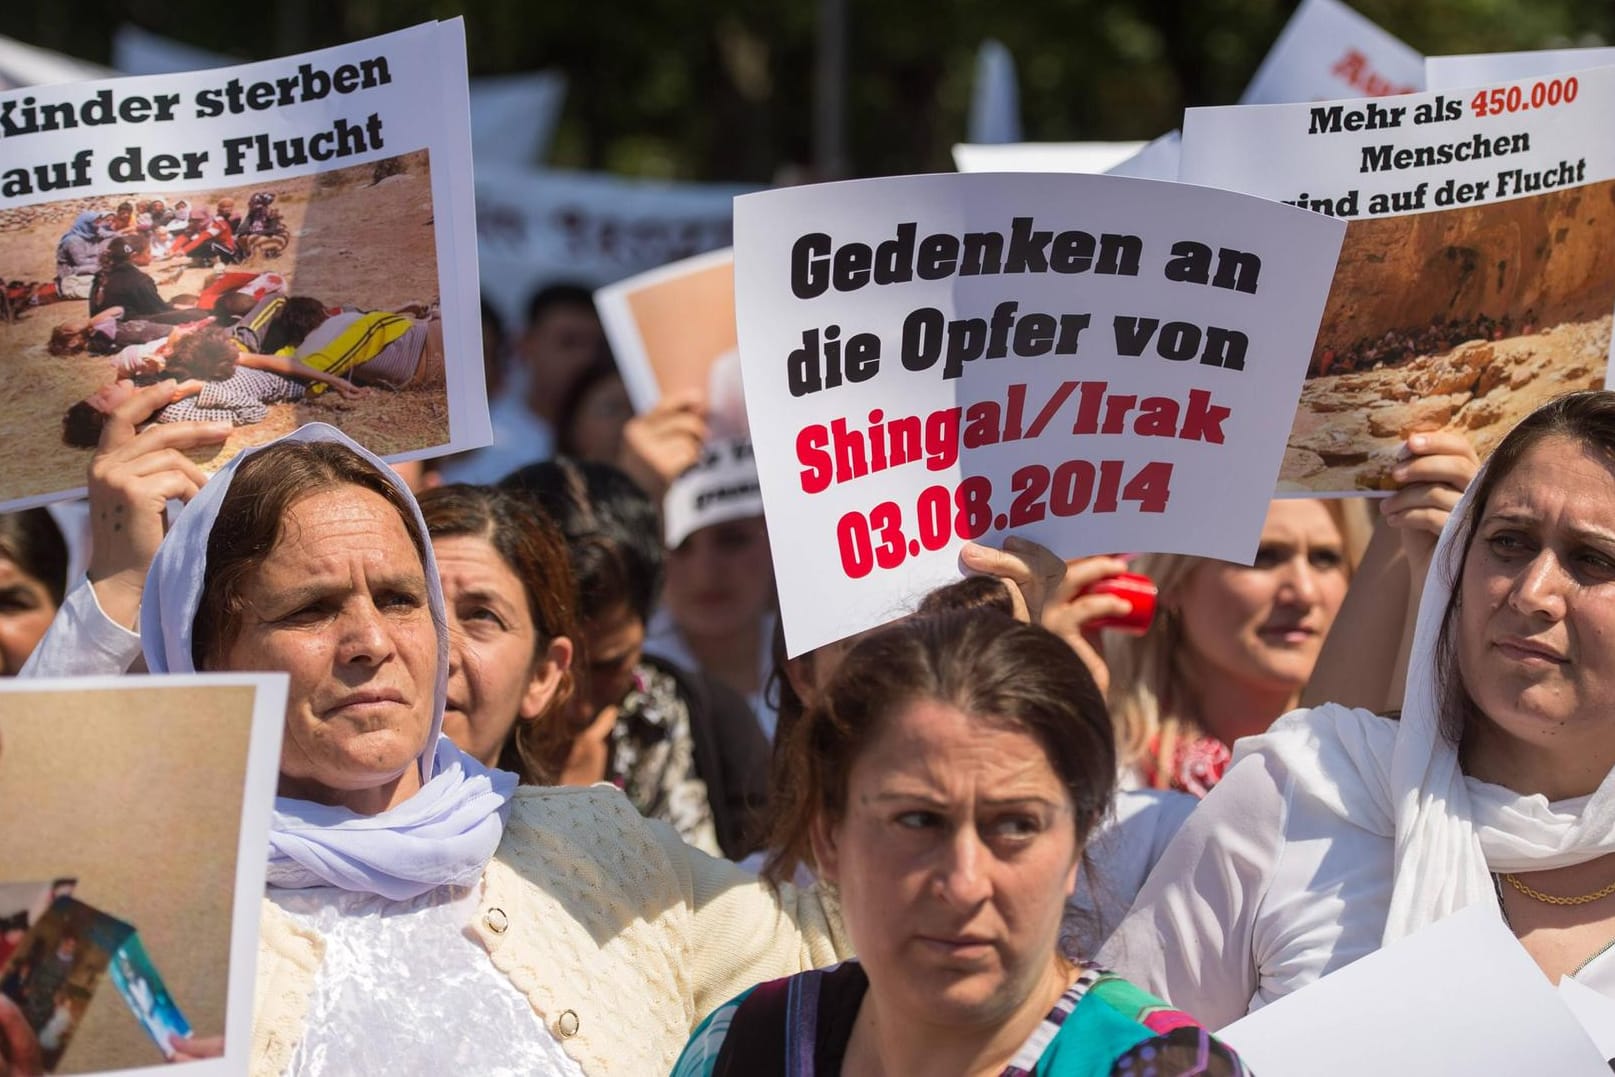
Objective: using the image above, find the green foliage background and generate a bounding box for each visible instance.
[11,1,1612,181]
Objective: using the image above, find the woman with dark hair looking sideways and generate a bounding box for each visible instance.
[677,611,1248,1075]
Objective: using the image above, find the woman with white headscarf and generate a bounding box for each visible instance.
[1100,389,1615,1027]
[28,387,848,1075]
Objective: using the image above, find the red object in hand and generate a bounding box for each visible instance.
[1078,572,1157,635]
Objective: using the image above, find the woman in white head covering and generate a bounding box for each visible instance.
[1100,389,1615,1027]
[31,394,848,1075]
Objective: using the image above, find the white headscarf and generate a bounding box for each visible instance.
[1235,420,1615,945]
[140,424,515,900]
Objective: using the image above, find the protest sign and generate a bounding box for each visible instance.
[0,674,285,1076]
[475,163,753,333]
[1218,906,1610,1075]
[1559,977,1615,1065]
[1182,66,1615,493]
[0,35,112,91]
[967,40,1021,145]
[1427,46,1615,89]
[1241,0,1423,104]
[1106,131,1182,182]
[663,435,764,548]
[464,72,567,166]
[110,24,234,78]
[112,25,568,166]
[594,248,745,434]
[0,20,489,512]
[951,141,1145,175]
[734,172,1344,655]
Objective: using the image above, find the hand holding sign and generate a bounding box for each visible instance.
[1379,431,1479,574]
[86,383,228,631]
[616,389,708,500]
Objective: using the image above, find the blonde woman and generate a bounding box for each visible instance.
[1105,434,1477,796]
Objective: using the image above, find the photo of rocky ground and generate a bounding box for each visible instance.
[1279,179,1615,493]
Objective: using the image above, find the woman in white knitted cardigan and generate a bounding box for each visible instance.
[45,403,850,1075]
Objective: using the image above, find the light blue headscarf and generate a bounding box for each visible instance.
[140,423,515,900]
[64,211,103,243]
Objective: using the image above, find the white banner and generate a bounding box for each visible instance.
[112,24,567,166]
[1241,0,1423,105]
[966,40,1021,145]
[1427,46,1615,89]
[475,164,751,332]
[1182,66,1615,493]
[0,34,113,90]
[0,21,489,511]
[111,24,234,77]
[952,141,1144,175]
[1107,131,1182,181]
[735,173,1345,655]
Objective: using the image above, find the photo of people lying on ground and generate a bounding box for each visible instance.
[0,149,448,510]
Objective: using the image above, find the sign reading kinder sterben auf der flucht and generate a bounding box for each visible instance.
[735,172,1347,656]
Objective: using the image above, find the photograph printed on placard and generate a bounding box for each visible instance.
[1281,179,1615,491]
[0,148,448,508]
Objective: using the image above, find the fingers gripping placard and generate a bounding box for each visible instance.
[734,173,1347,656]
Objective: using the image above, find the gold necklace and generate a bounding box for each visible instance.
[1503,872,1615,907]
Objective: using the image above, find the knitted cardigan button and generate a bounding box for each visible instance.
[483,907,509,934]
[555,1009,580,1038]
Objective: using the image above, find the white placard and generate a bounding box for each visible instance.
[663,436,764,549]
[1428,47,1615,90]
[967,40,1021,145]
[734,172,1345,655]
[112,24,568,166]
[952,141,1145,175]
[1241,0,1424,104]
[1106,131,1182,182]
[0,673,287,1077]
[0,34,114,90]
[475,164,751,332]
[111,24,235,76]
[1220,906,1610,1075]
[0,21,490,511]
[1182,65,1615,494]
[465,71,567,165]
[1560,976,1615,1065]
[594,248,741,427]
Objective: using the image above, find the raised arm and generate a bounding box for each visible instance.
[1300,518,1408,710]
[616,390,708,500]
[1304,432,1478,712]
[24,384,228,676]
[1377,431,1477,708]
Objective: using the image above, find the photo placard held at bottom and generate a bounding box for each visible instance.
[734,172,1346,656]
[0,675,285,1076]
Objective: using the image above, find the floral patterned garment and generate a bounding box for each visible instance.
[1140,732,1233,799]
[606,659,722,856]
